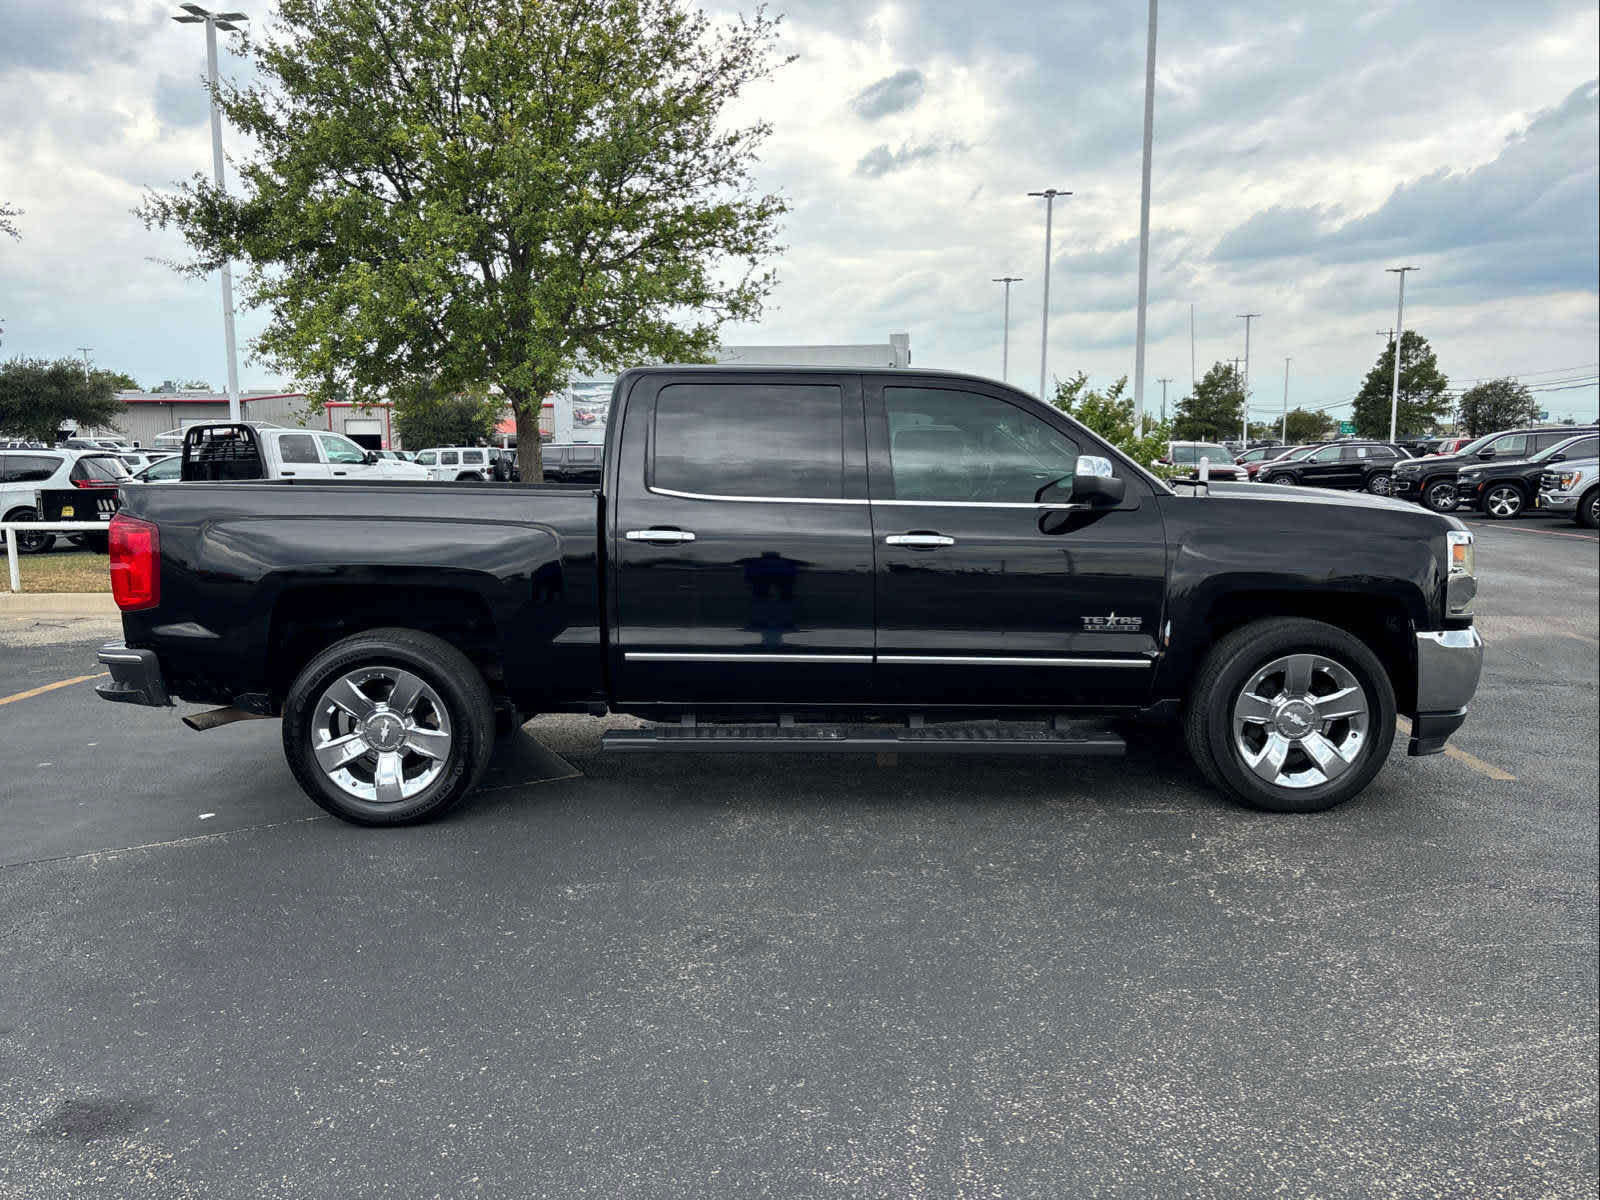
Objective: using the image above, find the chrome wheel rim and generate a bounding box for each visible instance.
[1231,653,1370,790]
[311,667,452,804]
[1424,482,1455,511]
[1270,475,1295,486]
[1485,486,1521,518]
[1369,474,1392,495]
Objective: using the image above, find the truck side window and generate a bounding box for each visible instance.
[279,434,319,464]
[653,383,844,499]
[883,387,1079,503]
[318,434,366,464]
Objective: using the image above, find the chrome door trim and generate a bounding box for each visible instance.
[625,652,874,664]
[884,534,956,547]
[624,529,696,543]
[877,655,1152,668]
[873,499,1089,510]
[648,485,866,506]
[646,485,1087,511]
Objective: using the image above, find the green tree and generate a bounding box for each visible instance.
[1352,331,1450,438]
[1171,362,1245,442]
[393,377,503,450]
[0,357,129,442]
[1050,372,1170,467]
[138,0,790,482]
[1454,377,1538,437]
[1282,407,1333,443]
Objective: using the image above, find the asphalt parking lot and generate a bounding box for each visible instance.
[1,516,1595,1199]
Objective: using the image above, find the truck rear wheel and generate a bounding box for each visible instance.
[1183,617,1396,814]
[281,628,496,825]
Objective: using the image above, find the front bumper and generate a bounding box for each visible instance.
[1408,627,1483,756]
[1536,488,1579,513]
[1391,474,1423,500]
[95,642,171,707]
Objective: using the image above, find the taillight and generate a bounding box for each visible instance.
[72,478,117,488]
[108,514,159,611]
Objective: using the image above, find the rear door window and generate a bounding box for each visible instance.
[279,434,320,464]
[653,382,845,498]
[440,451,459,467]
[2,454,64,482]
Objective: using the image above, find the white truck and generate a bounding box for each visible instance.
[180,424,430,483]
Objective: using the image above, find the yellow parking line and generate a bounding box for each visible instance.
[0,672,108,707]
[1397,716,1516,781]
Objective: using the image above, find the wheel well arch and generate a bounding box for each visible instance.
[266,584,504,709]
[1202,590,1417,713]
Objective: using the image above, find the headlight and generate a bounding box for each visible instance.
[1560,470,1585,490]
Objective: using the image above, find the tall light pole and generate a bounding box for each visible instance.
[1131,0,1159,437]
[173,5,247,424]
[1157,376,1172,425]
[992,276,1022,383]
[1386,266,1419,443]
[1029,188,1070,399]
[1236,312,1259,443]
[1281,357,1291,443]
[75,346,93,383]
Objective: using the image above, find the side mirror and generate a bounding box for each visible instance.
[1477,449,1495,459]
[1549,453,1566,463]
[363,450,380,464]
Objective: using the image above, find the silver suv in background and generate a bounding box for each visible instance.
[1538,454,1600,528]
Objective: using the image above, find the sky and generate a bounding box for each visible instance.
[0,0,1596,425]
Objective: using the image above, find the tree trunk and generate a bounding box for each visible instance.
[512,399,546,483]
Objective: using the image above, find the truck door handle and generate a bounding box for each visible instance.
[332,471,348,476]
[625,529,696,544]
[885,533,955,548]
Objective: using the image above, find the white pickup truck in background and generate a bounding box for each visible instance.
[181,425,430,483]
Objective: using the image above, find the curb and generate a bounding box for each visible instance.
[0,592,118,614]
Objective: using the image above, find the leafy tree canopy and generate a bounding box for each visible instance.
[1454,377,1539,437]
[1050,373,1170,467]
[1171,362,1245,442]
[1352,331,1450,438]
[1282,407,1333,444]
[393,377,503,450]
[139,0,791,481]
[0,357,130,442]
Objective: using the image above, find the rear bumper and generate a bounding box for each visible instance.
[95,642,171,707]
[1408,627,1482,756]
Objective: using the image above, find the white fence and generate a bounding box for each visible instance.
[1,521,114,593]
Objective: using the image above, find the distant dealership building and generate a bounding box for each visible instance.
[101,389,398,450]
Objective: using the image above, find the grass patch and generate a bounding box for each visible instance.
[12,549,111,593]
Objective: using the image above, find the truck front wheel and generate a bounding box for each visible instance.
[281,627,496,825]
[1183,617,1396,813]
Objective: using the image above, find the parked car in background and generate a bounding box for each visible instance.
[1162,442,1245,481]
[61,436,133,453]
[1234,445,1286,465]
[370,449,413,464]
[128,454,182,483]
[1244,444,1319,479]
[2,448,130,553]
[179,425,431,484]
[1256,441,1411,494]
[114,450,168,474]
[1538,452,1600,528]
[1391,426,1593,513]
[1455,432,1600,520]
[413,446,493,481]
[541,443,604,484]
[1422,436,1475,457]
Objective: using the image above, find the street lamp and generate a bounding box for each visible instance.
[1132,0,1159,437]
[992,276,1022,383]
[1236,312,1259,443]
[173,4,247,423]
[1029,188,1070,399]
[1386,266,1419,443]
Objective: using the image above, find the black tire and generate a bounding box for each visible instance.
[2,507,55,554]
[1266,473,1296,486]
[1183,617,1396,814]
[1576,487,1598,529]
[1480,482,1525,520]
[281,627,496,826]
[455,471,485,482]
[1422,478,1458,513]
[1365,472,1393,496]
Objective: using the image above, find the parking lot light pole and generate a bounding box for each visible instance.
[1386,267,1418,443]
[1029,188,1070,399]
[1236,313,1259,443]
[1132,0,1159,438]
[992,276,1022,383]
[173,4,248,424]
[1281,357,1291,443]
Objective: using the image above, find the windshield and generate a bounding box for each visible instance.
[1454,433,1497,456]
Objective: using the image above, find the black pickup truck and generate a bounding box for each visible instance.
[96,366,1484,825]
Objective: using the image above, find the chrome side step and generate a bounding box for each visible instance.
[601,720,1124,756]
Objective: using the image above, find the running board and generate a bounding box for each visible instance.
[602,720,1124,756]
